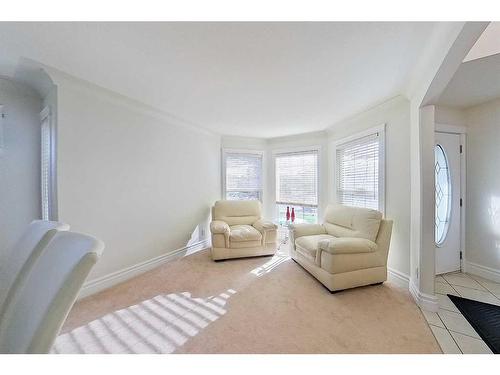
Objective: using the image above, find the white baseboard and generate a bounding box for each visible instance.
[387,267,410,289]
[464,260,500,283]
[78,239,210,299]
[409,279,439,312]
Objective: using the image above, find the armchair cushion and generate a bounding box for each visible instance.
[210,221,230,235]
[252,220,277,233]
[229,225,262,242]
[318,237,377,255]
[295,234,335,264]
[290,223,327,239]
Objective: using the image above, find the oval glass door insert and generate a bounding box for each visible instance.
[435,144,452,246]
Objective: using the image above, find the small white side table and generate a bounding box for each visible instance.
[275,218,305,244]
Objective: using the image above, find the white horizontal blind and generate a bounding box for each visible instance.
[336,132,380,210]
[275,150,318,206]
[41,112,51,220]
[224,152,263,200]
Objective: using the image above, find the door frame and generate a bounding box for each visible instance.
[435,123,466,272]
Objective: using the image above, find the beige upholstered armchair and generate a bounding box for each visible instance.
[210,200,278,260]
[290,204,393,292]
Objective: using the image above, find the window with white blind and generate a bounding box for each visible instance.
[275,150,319,224]
[40,106,58,221]
[223,150,263,201]
[335,127,385,211]
[40,107,52,220]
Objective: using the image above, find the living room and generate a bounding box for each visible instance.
[0,1,499,372]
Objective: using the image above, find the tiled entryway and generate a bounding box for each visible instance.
[422,272,500,354]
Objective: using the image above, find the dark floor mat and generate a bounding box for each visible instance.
[448,294,500,354]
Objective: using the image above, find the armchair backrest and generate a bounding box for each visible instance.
[323,204,382,242]
[0,220,70,318]
[212,200,261,226]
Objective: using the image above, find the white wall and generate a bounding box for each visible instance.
[221,136,267,151]
[418,105,437,294]
[50,71,221,282]
[465,98,500,277]
[0,78,41,251]
[435,105,467,126]
[327,96,412,277]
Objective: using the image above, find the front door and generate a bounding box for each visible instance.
[435,132,461,275]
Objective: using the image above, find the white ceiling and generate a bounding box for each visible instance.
[0,22,437,138]
[463,22,500,63]
[437,52,500,108]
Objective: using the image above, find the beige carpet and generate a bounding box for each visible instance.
[53,245,441,354]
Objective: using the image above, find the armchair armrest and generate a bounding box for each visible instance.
[318,237,377,255]
[290,223,326,239]
[253,220,278,233]
[210,221,230,235]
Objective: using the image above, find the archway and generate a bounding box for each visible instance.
[409,22,489,311]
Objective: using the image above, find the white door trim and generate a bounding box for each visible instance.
[459,132,466,272]
[435,126,466,273]
[435,123,467,134]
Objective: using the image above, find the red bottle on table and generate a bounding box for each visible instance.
[286,206,290,221]
[291,207,295,222]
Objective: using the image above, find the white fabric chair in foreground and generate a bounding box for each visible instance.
[290,204,393,292]
[0,220,70,317]
[0,231,104,353]
[210,200,278,260]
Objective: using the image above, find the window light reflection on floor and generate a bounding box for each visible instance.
[51,289,236,354]
[53,244,290,353]
[250,251,289,277]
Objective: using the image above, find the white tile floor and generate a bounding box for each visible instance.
[421,272,500,354]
